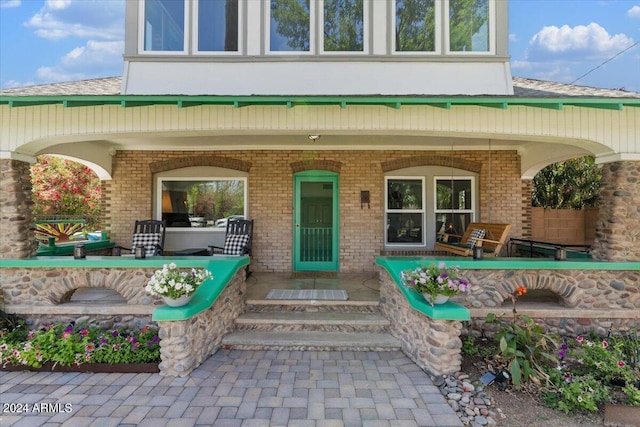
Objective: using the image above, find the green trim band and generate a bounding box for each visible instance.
[152,257,249,322]
[1,95,638,111]
[0,256,240,269]
[376,256,639,271]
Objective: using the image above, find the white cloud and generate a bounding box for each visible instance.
[509,33,518,43]
[526,23,634,61]
[0,0,21,8]
[628,5,640,18]
[35,40,124,83]
[26,0,124,41]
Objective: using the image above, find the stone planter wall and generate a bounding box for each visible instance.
[455,268,640,336]
[379,270,463,376]
[157,270,246,377]
[1,267,159,330]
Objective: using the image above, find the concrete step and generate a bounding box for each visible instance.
[245,299,379,313]
[235,311,391,332]
[221,330,402,351]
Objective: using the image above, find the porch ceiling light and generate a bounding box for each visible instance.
[308,134,321,142]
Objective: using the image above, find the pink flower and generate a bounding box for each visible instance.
[80,329,89,337]
[602,341,609,349]
[618,360,626,367]
[576,336,584,344]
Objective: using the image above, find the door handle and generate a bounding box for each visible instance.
[296,224,300,228]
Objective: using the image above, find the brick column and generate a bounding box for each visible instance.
[0,158,38,259]
[592,161,640,261]
[521,179,533,239]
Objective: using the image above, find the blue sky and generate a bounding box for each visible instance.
[1,0,639,92]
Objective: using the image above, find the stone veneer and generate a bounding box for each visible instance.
[379,270,463,376]
[593,161,640,261]
[1,267,159,330]
[455,268,640,336]
[157,270,245,377]
[0,159,38,259]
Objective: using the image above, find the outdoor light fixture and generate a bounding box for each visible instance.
[308,134,321,142]
[480,370,511,391]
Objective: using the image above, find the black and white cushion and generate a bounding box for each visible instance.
[223,234,250,256]
[131,233,162,256]
[466,229,486,248]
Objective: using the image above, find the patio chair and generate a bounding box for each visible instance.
[208,218,254,275]
[114,220,166,256]
[434,222,511,257]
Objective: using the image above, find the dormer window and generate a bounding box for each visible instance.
[267,0,368,54]
[447,0,493,53]
[196,0,239,52]
[140,0,241,54]
[268,0,312,52]
[393,0,439,53]
[143,0,186,52]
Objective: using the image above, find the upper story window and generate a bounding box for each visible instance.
[196,0,239,52]
[143,0,186,52]
[322,0,364,53]
[269,0,312,52]
[393,0,438,53]
[447,0,492,53]
[268,0,367,54]
[141,0,241,54]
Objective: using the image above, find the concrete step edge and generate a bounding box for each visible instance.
[236,312,390,326]
[221,331,401,348]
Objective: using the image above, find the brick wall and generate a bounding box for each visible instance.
[104,150,523,272]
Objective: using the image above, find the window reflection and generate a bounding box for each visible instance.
[270,0,310,52]
[144,0,185,51]
[161,180,245,227]
[324,0,364,52]
[395,0,436,52]
[198,0,238,52]
[449,0,489,52]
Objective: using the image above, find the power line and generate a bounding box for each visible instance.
[570,40,640,85]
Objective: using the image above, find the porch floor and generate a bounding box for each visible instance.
[244,272,380,302]
[68,272,381,304]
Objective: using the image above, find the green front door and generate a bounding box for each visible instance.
[293,171,339,271]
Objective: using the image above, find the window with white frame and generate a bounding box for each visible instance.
[196,0,240,53]
[143,0,186,52]
[385,177,425,245]
[321,0,365,53]
[393,0,438,53]
[141,0,242,54]
[268,0,367,54]
[447,0,492,53]
[269,0,312,52]
[157,177,247,229]
[434,177,475,240]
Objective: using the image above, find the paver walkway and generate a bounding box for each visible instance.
[0,350,462,427]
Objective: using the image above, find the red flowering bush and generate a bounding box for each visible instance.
[31,155,102,230]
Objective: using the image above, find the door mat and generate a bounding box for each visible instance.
[266,289,348,301]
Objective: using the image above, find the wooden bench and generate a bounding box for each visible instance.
[434,222,512,257]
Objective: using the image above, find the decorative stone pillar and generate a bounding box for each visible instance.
[592,161,640,261]
[0,158,37,259]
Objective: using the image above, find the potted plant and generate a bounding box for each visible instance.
[400,262,469,305]
[145,263,212,307]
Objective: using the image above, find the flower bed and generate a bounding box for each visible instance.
[0,320,160,370]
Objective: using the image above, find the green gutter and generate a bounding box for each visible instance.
[1,95,639,111]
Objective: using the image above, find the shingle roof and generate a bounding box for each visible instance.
[1,75,638,99]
